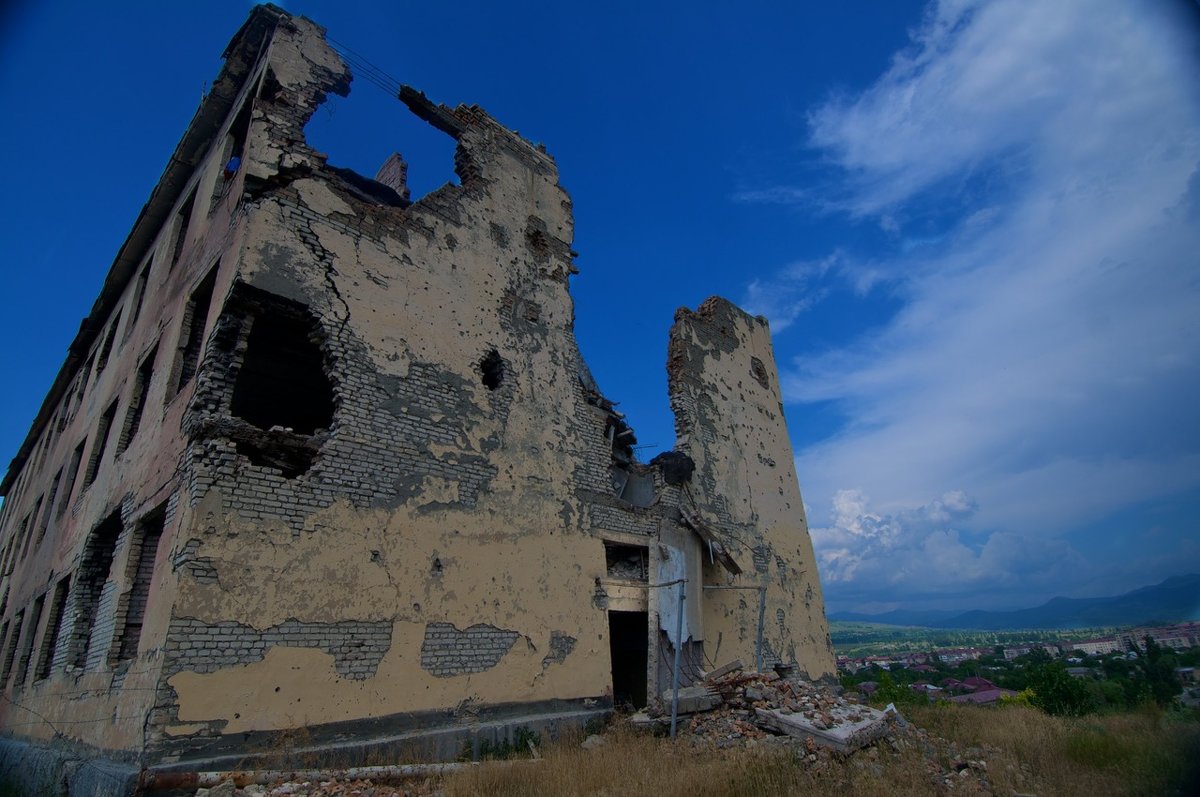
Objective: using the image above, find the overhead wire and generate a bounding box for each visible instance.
[326,37,403,98]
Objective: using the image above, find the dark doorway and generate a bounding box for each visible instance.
[608,610,648,709]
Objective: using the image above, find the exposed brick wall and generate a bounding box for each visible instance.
[163,617,392,679]
[419,622,520,677]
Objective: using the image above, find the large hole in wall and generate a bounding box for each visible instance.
[304,67,460,205]
[231,309,335,434]
[218,291,336,478]
[480,349,504,391]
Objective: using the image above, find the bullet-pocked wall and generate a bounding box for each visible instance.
[0,4,834,775]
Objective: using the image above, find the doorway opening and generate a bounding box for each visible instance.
[608,610,648,709]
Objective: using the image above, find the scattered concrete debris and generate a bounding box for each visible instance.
[196,778,436,797]
[694,671,888,752]
[639,669,891,755]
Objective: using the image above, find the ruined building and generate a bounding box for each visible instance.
[0,5,833,790]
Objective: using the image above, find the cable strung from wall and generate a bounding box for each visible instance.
[327,37,403,98]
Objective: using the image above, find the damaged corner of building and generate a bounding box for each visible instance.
[0,6,834,796]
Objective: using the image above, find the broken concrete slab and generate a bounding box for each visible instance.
[663,685,722,714]
[703,658,744,682]
[754,705,890,754]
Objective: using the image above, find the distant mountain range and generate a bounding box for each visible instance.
[830,574,1200,630]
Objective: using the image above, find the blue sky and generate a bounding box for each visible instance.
[1,0,1197,614]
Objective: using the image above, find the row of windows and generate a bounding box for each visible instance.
[0,505,165,689]
[0,78,257,540]
[0,268,218,578]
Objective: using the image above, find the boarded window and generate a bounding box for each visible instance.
[0,610,23,686]
[169,188,197,270]
[68,512,122,670]
[36,576,70,680]
[114,506,165,662]
[14,594,44,687]
[36,470,61,547]
[82,400,119,490]
[19,496,43,559]
[117,347,157,455]
[172,266,218,396]
[95,311,122,373]
[57,438,87,519]
[125,260,153,339]
[12,514,30,564]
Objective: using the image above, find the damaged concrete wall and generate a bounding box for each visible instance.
[0,7,286,760]
[155,12,612,749]
[0,4,833,775]
[667,298,835,681]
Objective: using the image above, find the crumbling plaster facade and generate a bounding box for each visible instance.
[0,3,833,777]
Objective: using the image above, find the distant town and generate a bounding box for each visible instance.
[837,621,1200,710]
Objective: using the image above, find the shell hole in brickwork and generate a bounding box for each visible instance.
[480,350,504,390]
[231,309,334,435]
[223,298,334,478]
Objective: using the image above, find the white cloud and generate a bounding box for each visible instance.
[749,0,1200,607]
[742,253,839,332]
[813,488,1092,610]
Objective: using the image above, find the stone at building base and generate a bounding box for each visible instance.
[0,737,140,797]
[151,697,609,775]
[661,686,722,715]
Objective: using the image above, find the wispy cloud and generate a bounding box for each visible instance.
[742,253,840,332]
[750,0,1200,609]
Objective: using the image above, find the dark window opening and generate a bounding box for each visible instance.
[73,354,96,417]
[21,496,43,558]
[115,507,165,662]
[14,593,45,687]
[82,400,119,490]
[173,266,218,396]
[118,347,157,455]
[0,539,13,578]
[169,189,197,270]
[125,261,153,338]
[57,439,86,519]
[69,512,121,670]
[1,611,24,686]
[35,577,69,681]
[605,543,649,582]
[258,67,282,103]
[36,470,61,546]
[211,91,253,208]
[609,610,649,710]
[230,309,335,435]
[13,515,29,564]
[96,312,121,372]
[480,350,504,391]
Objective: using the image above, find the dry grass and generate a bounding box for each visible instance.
[441,704,1200,797]
[909,702,1200,797]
